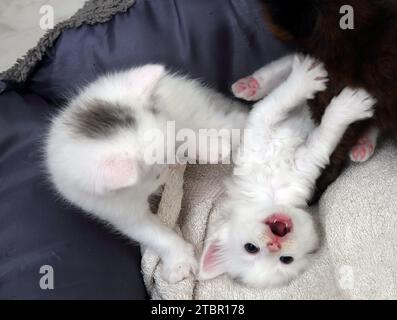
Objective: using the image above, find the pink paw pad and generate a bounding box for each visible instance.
[232,76,260,100]
[350,137,375,163]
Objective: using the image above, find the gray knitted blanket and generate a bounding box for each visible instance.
[0,0,135,83]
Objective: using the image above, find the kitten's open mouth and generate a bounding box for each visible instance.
[265,214,292,237]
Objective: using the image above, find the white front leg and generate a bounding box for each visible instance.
[118,211,197,283]
[248,55,328,129]
[295,88,376,198]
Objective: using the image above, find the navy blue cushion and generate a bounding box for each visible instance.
[0,0,290,299]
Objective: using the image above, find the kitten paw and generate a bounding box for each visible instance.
[350,138,375,163]
[349,129,378,163]
[161,244,197,284]
[232,76,261,101]
[290,55,329,100]
[333,88,376,122]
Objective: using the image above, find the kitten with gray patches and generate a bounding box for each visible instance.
[46,65,247,283]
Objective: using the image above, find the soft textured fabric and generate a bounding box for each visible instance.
[0,0,290,299]
[0,0,135,81]
[3,0,393,300]
[144,140,397,300]
[0,0,86,72]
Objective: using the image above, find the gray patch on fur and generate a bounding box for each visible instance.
[148,184,165,214]
[68,100,136,138]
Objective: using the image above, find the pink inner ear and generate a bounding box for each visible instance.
[98,155,137,192]
[202,242,222,272]
[129,65,165,96]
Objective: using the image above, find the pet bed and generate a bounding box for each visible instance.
[1,0,396,299]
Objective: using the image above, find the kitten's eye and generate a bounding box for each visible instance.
[244,243,259,254]
[280,256,294,264]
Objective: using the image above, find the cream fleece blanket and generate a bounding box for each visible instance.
[141,138,397,300]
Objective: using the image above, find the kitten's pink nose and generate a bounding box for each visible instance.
[267,241,281,253]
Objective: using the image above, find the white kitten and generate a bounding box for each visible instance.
[45,65,248,283]
[199,55,376,288]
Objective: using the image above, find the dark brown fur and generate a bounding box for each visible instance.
[259,0,397,203]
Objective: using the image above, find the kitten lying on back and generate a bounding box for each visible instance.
[199,56,375,287]
[46,65,248,283]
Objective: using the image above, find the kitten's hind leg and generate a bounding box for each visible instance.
[232,54,294,101]
[349,126,379,163]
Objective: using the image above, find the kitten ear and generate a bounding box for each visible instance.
[94,154,140,194]
[129,64,165,98]
[198,239,227,281]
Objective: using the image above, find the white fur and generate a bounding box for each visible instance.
[46,65,248,284]
[200,55,376,288]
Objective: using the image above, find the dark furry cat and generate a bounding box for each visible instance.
[258,0,397,202]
